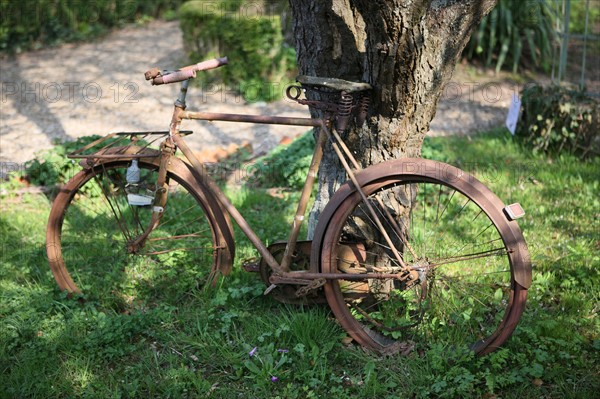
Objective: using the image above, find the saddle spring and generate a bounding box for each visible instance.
[335,91,354,133]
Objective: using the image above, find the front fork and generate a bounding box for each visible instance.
[127,81,188,254]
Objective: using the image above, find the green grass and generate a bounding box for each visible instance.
[1,130,599,398]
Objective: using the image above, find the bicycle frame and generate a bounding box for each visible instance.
[159,80,409,281]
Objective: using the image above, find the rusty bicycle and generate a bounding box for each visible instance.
[46,57,531,355]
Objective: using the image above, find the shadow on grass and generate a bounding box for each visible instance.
[1,204,216,397]
[0,212,82,397]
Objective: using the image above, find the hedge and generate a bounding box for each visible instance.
[179,0,296,102]
[0,0,185,52]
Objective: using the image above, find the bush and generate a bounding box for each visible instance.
[0,0,185,52]
[179,0,296,102]
[23,136,105,187]
[465,0,557,72]
[517,84,599,158]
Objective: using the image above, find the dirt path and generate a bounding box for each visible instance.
[0,20,518,170]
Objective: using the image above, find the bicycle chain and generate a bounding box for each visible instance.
[295,278,326,297]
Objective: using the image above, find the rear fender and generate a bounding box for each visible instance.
[310,158,531,289]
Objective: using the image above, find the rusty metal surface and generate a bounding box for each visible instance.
[125,139,175,254]
[295,75,372,92]
[279,128,327,272]
[325,124,409,273]
[181,111,323,127]
[172,132,287,275]
[148,57,228,86]
[46,154,236,294]
[276,271,413,281]
[479,287,528,355]
[67,131,192,160]
[144,67,161,80]
[171,86,363,275]
[49,66,531,356]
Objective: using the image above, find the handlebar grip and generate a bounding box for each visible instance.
[151,56,228,86]
[189,57,228,72]
[153,69,196,85]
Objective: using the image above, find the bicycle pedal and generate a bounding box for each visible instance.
[264,284,278,296]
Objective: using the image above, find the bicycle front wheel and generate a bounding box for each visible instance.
[319,161,530,355]
[46,159,234,307]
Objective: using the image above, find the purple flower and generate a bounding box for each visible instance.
[271,376,279,382]
[249,347,257,357]
[277,349,289,353]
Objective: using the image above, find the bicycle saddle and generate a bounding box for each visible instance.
[296,75,372,93]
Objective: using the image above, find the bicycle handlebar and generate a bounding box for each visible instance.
[145,57,228,86]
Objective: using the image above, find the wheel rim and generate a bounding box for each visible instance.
[322,177,526,354]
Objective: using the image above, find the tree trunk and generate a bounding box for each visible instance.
[288,0,497,236]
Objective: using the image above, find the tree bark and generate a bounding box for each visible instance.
[288,0,497,236]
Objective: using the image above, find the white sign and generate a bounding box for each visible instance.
[505,93,521,135]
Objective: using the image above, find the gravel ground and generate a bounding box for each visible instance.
[0,20,518,172]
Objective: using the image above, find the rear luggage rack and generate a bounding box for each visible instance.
[67,130,193,160]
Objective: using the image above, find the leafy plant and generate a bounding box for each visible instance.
[518,83,599,158]
[21,134,154,189]
[421,136,450,162]
[568,0,600,34]
[253,132,315,189]
[243,344,290,387]
[465,0,557,72]
[23,135,104,187]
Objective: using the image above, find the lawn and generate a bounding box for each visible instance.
[1,130,598,398]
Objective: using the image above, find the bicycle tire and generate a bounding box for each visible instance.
[46,157,235,305]
[317,159,531,355]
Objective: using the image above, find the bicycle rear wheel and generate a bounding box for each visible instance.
[319,161,530,355]
[46,159,234,306]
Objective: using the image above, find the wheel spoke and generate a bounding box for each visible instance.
[321,173,529,355]
[428,247,508,267]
